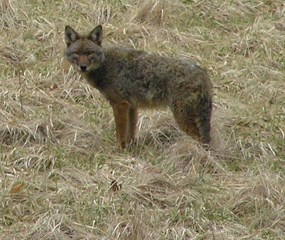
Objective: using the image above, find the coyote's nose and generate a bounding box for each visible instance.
[80,65,87,72]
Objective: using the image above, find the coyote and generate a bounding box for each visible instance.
[64,25,213,149]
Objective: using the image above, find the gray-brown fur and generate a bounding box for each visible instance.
[64,25,213,149]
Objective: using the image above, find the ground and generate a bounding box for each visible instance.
[1,0,285,239]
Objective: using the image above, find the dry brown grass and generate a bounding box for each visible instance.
[1,0,285,239]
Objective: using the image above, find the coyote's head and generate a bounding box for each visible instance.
[64,25,105,73]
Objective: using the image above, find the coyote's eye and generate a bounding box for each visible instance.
[72,54,79,63]
[88,54,96,61]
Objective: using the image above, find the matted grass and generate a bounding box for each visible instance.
[1,0,285,239]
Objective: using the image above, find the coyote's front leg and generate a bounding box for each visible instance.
[127,107,138,145]
[111,103,129,149]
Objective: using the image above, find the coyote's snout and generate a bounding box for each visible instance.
[64,25,213,150]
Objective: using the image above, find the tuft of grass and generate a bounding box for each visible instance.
[1,0,285,239]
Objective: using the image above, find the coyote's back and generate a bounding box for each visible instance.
[64,25,213,149]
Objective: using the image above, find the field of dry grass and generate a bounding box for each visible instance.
[1,0,285,239]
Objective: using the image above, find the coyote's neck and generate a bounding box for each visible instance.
[83,64,107,89]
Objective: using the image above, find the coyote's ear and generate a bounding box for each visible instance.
[88,25,103,46]
[65,26,79,46]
